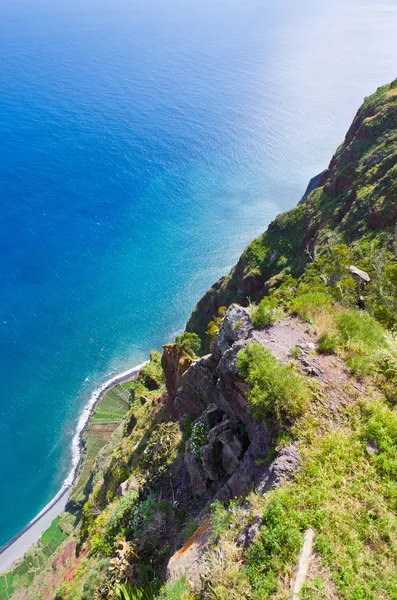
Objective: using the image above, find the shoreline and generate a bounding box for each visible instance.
[0,361,147,574]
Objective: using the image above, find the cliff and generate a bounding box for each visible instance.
[187,79,397,342]
[3,79,397,600]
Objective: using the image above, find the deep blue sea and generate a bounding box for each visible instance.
[0,0,397,547]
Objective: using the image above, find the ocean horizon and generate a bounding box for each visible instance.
[1,0,397,548]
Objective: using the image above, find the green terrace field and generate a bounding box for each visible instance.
[71,381,132,500]
[0,516,68,599]
[0,380,133,600]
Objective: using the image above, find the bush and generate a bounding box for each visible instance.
[291,292,332,323]
[207,306,227,350]
[190,421,210,456]
[156,576,193,600]
[175,332,201,357]
[252,297,284,329]
[115,581,160,600]
[82,558,110,600]
[237,342,310,424]
[210,500,230,539]
[318,333,338,355]
[140,423,181,484]
[336,310,386,352]
[104,491,139,545]
[345,352,372,379]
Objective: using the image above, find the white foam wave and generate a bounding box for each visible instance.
[28,362,148,525]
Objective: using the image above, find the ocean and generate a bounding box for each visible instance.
[0,0,397,547]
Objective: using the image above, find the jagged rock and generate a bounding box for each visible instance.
[185,456,208,498]
[212,304,253,360]
[236,515,262,549]
[348,265,371,284]
[167,517,211,586]
[206,406,223,427]
[217,452,258,502]
[162,343,193,401]
[117,476,140,498]
[174,354,217,422]
[300,356,322,377]
[200,441,223,481]
[256,445,301,495]
[221,439,242,475]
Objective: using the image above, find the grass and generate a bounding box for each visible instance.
[317,333,338,355]
[251,297,284,329]
[237,342,311,425]
[291,292,333,324]
[205,381,397,599]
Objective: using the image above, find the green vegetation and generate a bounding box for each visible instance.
[130,351,165,404]
[0,515,69,600]
[156,576,193,600]
[115,581,160,600]
[174,332,201,357]
[251,297,284,329]
[7,79,397,600]
[138,422,181,484]
[206,306,227,350]
[290,292,332,323]
[237,342,310,425]
[190,420,210,456]
[72,381,131,501]
[317,333,338,355]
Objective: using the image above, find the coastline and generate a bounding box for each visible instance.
[0,361,147,573]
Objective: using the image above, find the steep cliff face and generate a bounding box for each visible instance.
[5,80,397,600]
[187,79,397,341]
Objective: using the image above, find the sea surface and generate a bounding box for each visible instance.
[0,0,397,548]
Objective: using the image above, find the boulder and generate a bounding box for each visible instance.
[348,265,371,284]
[236,515,262,549]
[117,476,140,498]
[256,445,301,495]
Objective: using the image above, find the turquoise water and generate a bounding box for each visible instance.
[1,0,397,547]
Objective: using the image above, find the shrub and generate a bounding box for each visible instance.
[210,500,230,539]
[318,333,338,355]
[140,423,181,484]
[181,520,198,542]
[291,292,332,323]
[104,490,139,545]
[82,558,110,600]
[175,332,201,357]
[190,421,210,456]
[206,306,227,350]
[345,352,374,379]
[289,346,302,358]
[156,576,193,600]
[237,342,310,424]
[336,310,386,352]
[115,581,160,600]
[252,297,284,329]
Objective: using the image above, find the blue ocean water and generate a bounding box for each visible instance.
[0,0,397,547]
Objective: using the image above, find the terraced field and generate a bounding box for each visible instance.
[0,516,68,599]
[0,380,133,599]
[72,381,133,499]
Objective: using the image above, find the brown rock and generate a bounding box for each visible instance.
[167,517,211,587]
